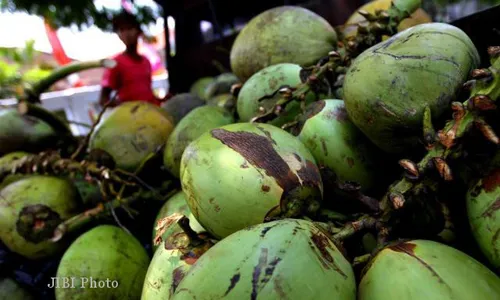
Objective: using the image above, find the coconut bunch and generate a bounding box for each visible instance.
[1,0,500,299]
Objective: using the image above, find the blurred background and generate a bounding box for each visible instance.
[0,0,499,134]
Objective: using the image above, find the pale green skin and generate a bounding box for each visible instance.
[189,77,214,100]
[343,22,480,154]
[297,100,378,191]
[56,225,150,300]
[163,106,235,178]
[237,63,316,127]
[180,122,323,239]
[89,101,174,172]
[230,6,337,82]
[173,219,356,300]
[141,243,193,300]
[0,175,80,259]
[466,168,500,271]
[152,190,205,252]
[0,151,31,190]
[0,278,34,300]
[359,239,500,300]
[0,108,56,156]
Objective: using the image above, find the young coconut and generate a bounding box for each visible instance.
[189,76,214,100]
[294,100,381,193]
[55,225,149,300]
[208,93,237,115]
[343,22,480,154]
[237,63,325,127]
[0,175,81,260]
[151,191,205,252]
[358,240,500,299]
[230,6,337,82]
[89,101,175,172]
[180,122,323,239]
[0,151,31,190]
[466,166,500,270]
[143,215,214,300]
[0,108,57,156]
[204,73,240,99]
[163,106,235,178]
[160,93,206,125]
[172,219,356,299]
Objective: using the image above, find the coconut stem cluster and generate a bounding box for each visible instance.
[251,0,421,125]
[331,46,500,262]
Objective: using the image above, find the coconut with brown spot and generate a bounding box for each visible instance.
[295,99,380,193]
[55,225,150,300]
[230,6,337,82]
[163,106,235,178]
[142,216,214,300]
[160,93,206,125]
[89,101,175,172]
[359,240,500,299]
[0,175,81,260]
[342,23,480,154]
[179,122,323,239]
[466,166,500,271]
[172,219,356,299]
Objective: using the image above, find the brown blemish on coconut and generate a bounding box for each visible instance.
[326,106,348,122]
[320,138,328,156]
[224,273,241,296]
[130,104,140,114]
[241,161,249,168]
[255,125,277,145]
[309,231,347,278]
[492,229,500,260]
[481,198,500,218]
[389,242,446,284]
[211,129,321,200]
[172,267,187,294]
[250,248,282,300]
[482,169,500,193]
[262,185,270,192]
[346,157,355,168]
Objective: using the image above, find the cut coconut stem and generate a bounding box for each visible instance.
[52,183,175,242]
[23,59,116,103]
[378,46,500,238]
[177,216,204,247]
[0,151,144,191]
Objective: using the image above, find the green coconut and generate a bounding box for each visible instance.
[55,225,150,300]
[0,277,35,300]
[0,108,57,156]
[203,73,240,99]
[230,6,337,82]
[236,63,321,127]
[189,77,214,100]
[163,105,235,178]
[143,219,214,300]
[160,93,206,125]
[359,240,500,299]
[0,175,81,259]
[296,100,380,192]
[343,22,480,154]
[180,122,323,239]
[466,167,500,271]
[89,101,175,172]
[152,190,205,252]
[172,219,356,299]
[208,93,237,114]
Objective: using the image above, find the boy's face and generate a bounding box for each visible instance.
[117,24,141,47]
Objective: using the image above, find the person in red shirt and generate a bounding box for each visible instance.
[99,11,165,107]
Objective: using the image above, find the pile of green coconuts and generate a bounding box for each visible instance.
[1,0,500,299]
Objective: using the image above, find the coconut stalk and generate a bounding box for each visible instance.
[21,58,116,103]
[251,0,422,125]
[331,46,500,261]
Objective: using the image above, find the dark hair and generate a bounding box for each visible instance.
[112,10,142,32]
